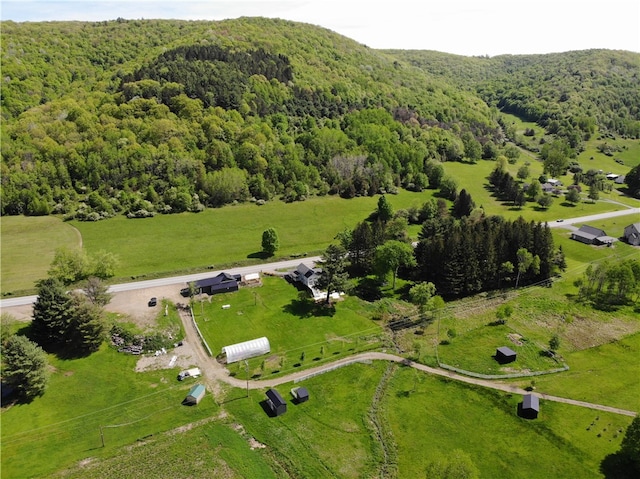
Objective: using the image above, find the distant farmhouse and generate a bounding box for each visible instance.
[623,223,640,246]
[570,225,617,246]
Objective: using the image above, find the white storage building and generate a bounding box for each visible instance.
[222,337,270,364]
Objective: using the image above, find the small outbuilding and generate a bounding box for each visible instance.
[518,393,540,419]
[184,384,206,405]
[221,337,270,364]
[291,386,309,404]
[495,346,517,364]
[266,388,287,416]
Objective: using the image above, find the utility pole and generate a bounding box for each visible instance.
[244,360,249,397]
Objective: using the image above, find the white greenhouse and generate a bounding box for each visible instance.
[221,337,270,364]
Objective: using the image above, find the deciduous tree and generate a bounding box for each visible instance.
[83,276,112,306]
[409,281,436,317]
[261,228,279,256]
[374,240,416,289]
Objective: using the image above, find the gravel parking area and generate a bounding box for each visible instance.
[105,284,186,329]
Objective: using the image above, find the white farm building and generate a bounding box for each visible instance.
[221,337,270,364]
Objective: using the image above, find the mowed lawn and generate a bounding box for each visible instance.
[194,276,382,375]
[0,215,81,292]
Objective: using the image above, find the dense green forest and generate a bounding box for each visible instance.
[1,17,639,217]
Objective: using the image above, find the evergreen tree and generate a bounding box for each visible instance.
[315,244,349,303]
[69,294,106,354]
[31,277,74,348]
[377,195,393,222]
[2,335,49,401]
[452,189,475,218]
[619,415,640,474]
[625,164,640,198]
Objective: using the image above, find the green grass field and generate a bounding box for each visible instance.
[0,345,217,478]
[193,276,383,377]
[72,190,435,279]
[437,323,562,375]
[386,367,631,478]
[0,215,81,293]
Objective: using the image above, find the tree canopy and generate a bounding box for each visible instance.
[2,335,50,402]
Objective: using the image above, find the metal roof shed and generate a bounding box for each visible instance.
[184,384,206,405]
[266,388,287,416]
[495,346,517,364]
[519,393,540,419]
[222,337,270,364]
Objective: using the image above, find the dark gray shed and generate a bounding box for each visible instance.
[519,393,540,419]
[495,346,517,364]
[266,388,287,416]
[291,386,309,403]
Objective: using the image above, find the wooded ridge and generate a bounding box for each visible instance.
[1,17,638,217]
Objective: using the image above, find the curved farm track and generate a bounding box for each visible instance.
[179,310,637,418]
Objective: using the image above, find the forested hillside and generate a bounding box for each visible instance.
[1,17,638,218]
[389,49,640,144]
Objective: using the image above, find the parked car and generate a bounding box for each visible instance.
[177,367,201,381]
[148,297,157,307]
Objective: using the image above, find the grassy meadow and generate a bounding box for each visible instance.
[0,215,82,293]
[0,345,217,478]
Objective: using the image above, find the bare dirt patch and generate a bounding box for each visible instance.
[508,333,523,346]
[134,340,198,373]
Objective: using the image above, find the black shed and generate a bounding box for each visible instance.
[266,388,287,416]
[518,393,540,419]
[495,346,517,364]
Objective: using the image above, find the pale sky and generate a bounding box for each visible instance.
[1,0,639,56]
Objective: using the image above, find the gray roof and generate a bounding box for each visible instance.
[497,346,516,357]
[523,394,539,411]
[577,225,607,238]
[266,388,286,407]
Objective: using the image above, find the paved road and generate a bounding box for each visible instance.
[546,206,640,228]
[0,257,321,309]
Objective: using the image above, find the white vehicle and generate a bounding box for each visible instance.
[177,367,201,381]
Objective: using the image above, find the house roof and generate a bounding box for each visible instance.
[523,393,539,411]
[625,223,640,234]
[296,263,317,278]
[577,225,607,238]
[222,337,270,364]
[496,346,516,357]
[195,272,238,288]
[266,388,286,407]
